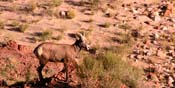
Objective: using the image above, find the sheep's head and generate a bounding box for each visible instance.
[75,33,90,51]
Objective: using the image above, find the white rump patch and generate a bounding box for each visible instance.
[38,47,43,56]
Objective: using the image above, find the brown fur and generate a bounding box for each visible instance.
[33,34,89,82]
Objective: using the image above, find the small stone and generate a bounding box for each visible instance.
[59,10,67,18]
[129,54,136,59]
[156,49,166,58]
[136,55,143,59]
[133,49,140,54]
[168,76,174,87]
[154,12,161,23]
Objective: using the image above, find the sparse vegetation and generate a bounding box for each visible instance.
[118,23,132,31]
[49,0,62,7]
[39,30,53,41]
[18,24,29,33]
[25,0,37,12]
[78,51,143,88]
[87,26,94,33]
[114,32,134,46]
[103,22,111,28]
[0,0,13,2]
[11,21,19,27]
[88,0,101,9]
[67,9,76,19]
[0,57,19,85]
[83,18,94,23]
[101,22,111,28]
[0,20,5,29]
[52,34,62,40]
[10,21,28,33]
[0,0,173,87]
[46,9,54,16]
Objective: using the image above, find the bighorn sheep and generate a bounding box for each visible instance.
[33,33,90,82]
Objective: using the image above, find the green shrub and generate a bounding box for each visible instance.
[118,23,132,31]
[101,22,111,28]
[67,10,75,19]
[26,0,37,12]
[39,30,52,41]
[49,0,62,7]
[11,21,28,33]
[52,35,62,40]
[18,24,28,33]
[0,0,13,2]
[11,21,19,27]
[78,52,143,88]
[0,20,4,29]
[89,0,100,9]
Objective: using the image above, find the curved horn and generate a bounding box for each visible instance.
[76,33,84,40]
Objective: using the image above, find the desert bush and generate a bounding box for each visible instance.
[24,0,37,12]
[86,0,101,9]
[67,10,76,19]
[49,0,62,7]
[39,30,53,41]
[0,0,13,2]
[18,24,29,33]
[83,18,94,23]
[118,23,132,31]
[52,34,62,40]
[11,21,19,27]
[0,20,4,29]
[78,51,143,88]
[100,22,111,28]
[11,21,28,33]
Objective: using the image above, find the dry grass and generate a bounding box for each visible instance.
[100,22,111,28]
[39,30,53,41]
[18,24,29,33]
[67,9,76,19]
[0,20,5,29]
[78,51,143,88]
[49,0,62,7]
[118,23,132,31]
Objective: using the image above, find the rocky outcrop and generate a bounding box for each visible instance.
[0,40,80,88]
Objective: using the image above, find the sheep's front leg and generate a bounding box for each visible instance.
[37,63,45,81]
[63,62,68,82]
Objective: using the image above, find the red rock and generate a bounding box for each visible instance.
[6,40,18,50]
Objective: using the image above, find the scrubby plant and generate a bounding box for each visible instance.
[49,0,62,7]
[89,0,101,9]
[52,34,62,40]
[87,18,93,23]
[18,23,29,33]
[87,25,94,32]
[83,18,94,23]
[26,0,37,12]
[67,9,76,19]
[11,21,19,27]
[11,21,28,33]
[0,0,13,2]
[0,20,4,29]
[39,30,53,41]
[46,9,54,16]
[101,22,111,28]
[78,51,143,88]
[118,23,132,31]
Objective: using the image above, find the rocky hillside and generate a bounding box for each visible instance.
[0,0,175,88]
